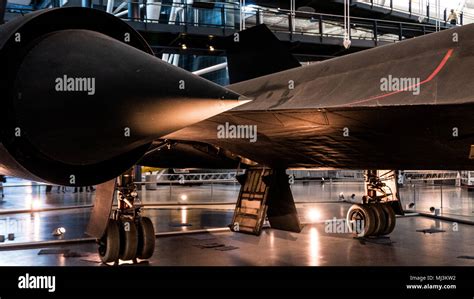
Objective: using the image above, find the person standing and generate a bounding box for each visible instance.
[447,9,458,25]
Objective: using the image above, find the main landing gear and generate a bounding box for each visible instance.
[98,169,155,264]
[346,170,398,237]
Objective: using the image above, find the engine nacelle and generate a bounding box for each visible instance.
[0,8,245,185]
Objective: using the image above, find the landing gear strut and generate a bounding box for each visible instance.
[346,170,398,237]
[98,168,155,264]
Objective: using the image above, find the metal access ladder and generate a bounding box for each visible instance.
[231,168,272,235]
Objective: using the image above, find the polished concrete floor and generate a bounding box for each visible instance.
[0,212,473,266]
[0,178,473,266]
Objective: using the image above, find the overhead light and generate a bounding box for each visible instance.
[343,38,351,49]
[180,194,188,201]
[181,44,187,50]
[209,45,215,51]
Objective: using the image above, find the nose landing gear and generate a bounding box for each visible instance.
[98,168,155,264]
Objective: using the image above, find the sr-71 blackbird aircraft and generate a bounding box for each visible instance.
[0,7,473,263]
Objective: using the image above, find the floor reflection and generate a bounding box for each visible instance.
[308,227,321,266]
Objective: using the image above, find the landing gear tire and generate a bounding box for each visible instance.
[137,217,155,259]
[98,219,120,263]
[380,203,396,235]
[369,203,387,236]
[346,204,376,237]
[119,219,138,261]
[97,168,155,263]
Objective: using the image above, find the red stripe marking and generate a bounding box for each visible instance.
[343,48,454,106]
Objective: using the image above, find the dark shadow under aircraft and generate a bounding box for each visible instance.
[0,7,473,263]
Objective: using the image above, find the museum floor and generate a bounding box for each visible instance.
[0,179,473,266]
